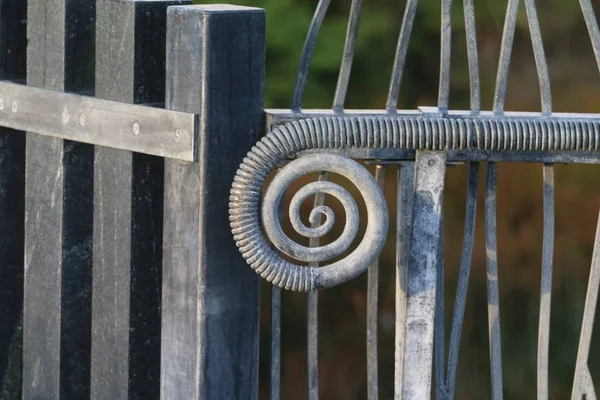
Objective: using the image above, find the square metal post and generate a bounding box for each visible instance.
[161,5,265,400]
[401,151,447,399]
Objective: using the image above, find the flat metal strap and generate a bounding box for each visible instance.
[0,81,198,161]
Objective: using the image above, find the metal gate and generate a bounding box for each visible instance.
[229,0,600,399]
[0,0,597,399]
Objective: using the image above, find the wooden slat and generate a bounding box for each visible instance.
[161,6,265,399]
[0,0,26,395]
[22,0,95,398]
[91,1,187,399]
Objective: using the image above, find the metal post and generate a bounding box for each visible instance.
[161,5,265,399]
[0,0,26,395]
[401,151,447,399]
[91,1,187,399]
[23,0,95,398]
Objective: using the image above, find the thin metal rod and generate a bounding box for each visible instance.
[463,0,481,112]
[367,165,387,400]
[493,0,520,114]
[579,0,600,75]
[291,0,333,112]
[394,162,415,399]
[271,178,285,400]
[537,164,554,400]
[271,286,281,400]
[445,162,480,399]
[308,172,329,400]
[438,0,453,111]
[387,0,420,112]
[523,0,552,115]
[333,0,364,111]
[571,210,600,400]
[434,201,446,399]
[485,162,504,400]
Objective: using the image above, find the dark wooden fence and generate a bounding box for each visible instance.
[0,1,265,399]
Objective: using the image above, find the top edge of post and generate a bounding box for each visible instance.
[167,4,265,13]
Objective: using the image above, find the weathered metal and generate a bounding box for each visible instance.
[160,5,265,400]
[0,81,197,161]
[91,1,182,399]
[571,212,600,399]
[23,0,95,398]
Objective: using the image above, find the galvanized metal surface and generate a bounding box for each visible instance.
[0,80,197,161]
[401,152,446,399]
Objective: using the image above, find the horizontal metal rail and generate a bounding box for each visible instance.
[265,110,600,164]
[0,81,198,161]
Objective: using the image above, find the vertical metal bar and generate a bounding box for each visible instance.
[332,0,364,112]
[23,0,95,398]
[438,0,453,112]
[0,0,26,395]
[91,2,182,399]
[446,162,480,400]
[463,0,480,112]
[307,289,319,400]
[308,172,329,400]
[402,152,447,400]
[578,0,600,75]
[387,0,419,112]
[435,202,446,399]
[161,6,265,400]
[523,0,552,115]
[394,162,415,399]
[291,0,332,112]
[367,166,387,400]
[571,211,600,400]
[271,286,281,400]
[485,162,504,400]
[493,0,520,114]
[537,164,554,400]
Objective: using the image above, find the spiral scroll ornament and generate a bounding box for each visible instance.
[230,152,388,292]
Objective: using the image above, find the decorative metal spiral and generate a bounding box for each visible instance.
[230,114,600,291]
[230,152,388,292]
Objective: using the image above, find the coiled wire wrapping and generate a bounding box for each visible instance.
[229,115,600,292]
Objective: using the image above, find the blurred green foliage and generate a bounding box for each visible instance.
[196,0,600,398]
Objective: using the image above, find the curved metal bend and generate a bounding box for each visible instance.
[230,114,600,291]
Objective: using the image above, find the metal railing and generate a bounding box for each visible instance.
[0,0,598,399]
[229,0,600,399]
